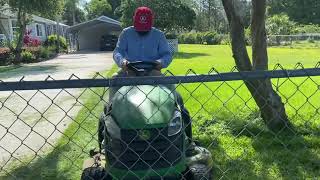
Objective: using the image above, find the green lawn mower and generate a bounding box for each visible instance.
[81,62,213,180]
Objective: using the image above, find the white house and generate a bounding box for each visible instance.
[0,6,68,46]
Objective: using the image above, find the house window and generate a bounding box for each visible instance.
[36,24,43,37]
[11,20,19,34]
[46,26,51,36]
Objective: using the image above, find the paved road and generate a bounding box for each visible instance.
[0,52,114,168]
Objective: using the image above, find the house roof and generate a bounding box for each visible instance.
[0,9,68,27]
[67,16,122,33]
[32,15,69,27]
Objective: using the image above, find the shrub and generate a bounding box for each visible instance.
[45,35,67,52]
[0,48,11,65]
[165,33,178,39]
[202,31,218,45]
[24,30,41,47]
[266,14,296,35]
[195,33,203,44]
[178,34,185,43]
[220,36,231,45]
[178,31,220,45]
[293,24,320,34]
[308,37,315,43]
[183,33,197,44]
[21,51,36,62]
[39,47,50,59]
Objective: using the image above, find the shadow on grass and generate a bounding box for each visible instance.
[0,65,60,79]
[193,109,319,179]
[197,134,262,179]
[174,52,210,59]
[1,144,78,180]
[0,65,21,74]
[228,117,320,179]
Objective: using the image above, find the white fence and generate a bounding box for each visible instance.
[268,34,320,46]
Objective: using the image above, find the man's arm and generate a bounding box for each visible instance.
[158,32,172,68]
[113,30,128,67]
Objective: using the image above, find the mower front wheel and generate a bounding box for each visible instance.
[187,164,212,180]
[81,167,112,180]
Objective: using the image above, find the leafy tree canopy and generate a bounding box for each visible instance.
[268,0,320,24]
[266,13,296,35]
[119,0,196,32]
[86,0,112,20]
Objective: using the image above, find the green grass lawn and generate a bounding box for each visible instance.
[2,45,320,179]
[167,44,320,179]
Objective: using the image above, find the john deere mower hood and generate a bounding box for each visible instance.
[111,85,176,129]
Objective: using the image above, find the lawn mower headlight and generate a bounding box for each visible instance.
[168,111,182,136]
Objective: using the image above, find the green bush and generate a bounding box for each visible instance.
[165,33,178,39]
[178,31,220,45]
[307,37,315,43]
[202,31,218,45]
[21,51,36,62]
[45,35,67,52]
[220,35,231,45]
[0,48,11,65]
[39,47,50,59]
[183,33,197,44]
[266,14,296,35]
[293,24,320,34]
[177,34,184,43]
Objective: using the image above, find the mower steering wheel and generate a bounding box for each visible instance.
[126,61,159,76]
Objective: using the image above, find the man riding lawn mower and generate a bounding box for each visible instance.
[80,7,213,179]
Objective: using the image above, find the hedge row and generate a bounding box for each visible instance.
[178,32,229,45]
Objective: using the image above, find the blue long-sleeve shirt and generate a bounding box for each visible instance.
[113,26,172,68]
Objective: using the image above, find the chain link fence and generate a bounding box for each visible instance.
[268,34,320,46]
[0,63,320,179]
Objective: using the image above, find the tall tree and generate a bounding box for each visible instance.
[193,0,231,33]
[119,0,196,32]
[63,0,86,25]
[268,0,320,24]
[7,0,64,63]
[222,0,291,131]
[107,0,121,19]
[64,0,80,25]
[86,0,112,20]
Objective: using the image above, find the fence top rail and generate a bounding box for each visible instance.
[269,34,320,37]
[0,68,320,91]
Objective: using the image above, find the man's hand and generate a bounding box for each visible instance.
[155,60,162,70]
[121,60,129,71]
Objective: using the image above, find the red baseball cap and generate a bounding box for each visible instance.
[133,7,154,32]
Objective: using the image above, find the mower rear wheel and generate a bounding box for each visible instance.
[188,164,212,180]
[81,167,112,180]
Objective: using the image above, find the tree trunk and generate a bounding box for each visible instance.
[14,6,27,64]
[56,18,60,54]
[72,11,76,25]
[222,0,291,131]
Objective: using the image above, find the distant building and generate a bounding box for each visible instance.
[0,5,68,45]
[67,16,122,51]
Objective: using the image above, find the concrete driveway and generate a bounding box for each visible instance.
[0,52,115,168]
